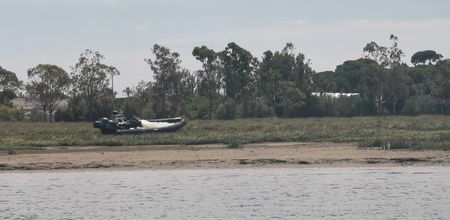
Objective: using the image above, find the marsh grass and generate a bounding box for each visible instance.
[225,138,242,148]
[7,146,16,155]
[1,115,450,150]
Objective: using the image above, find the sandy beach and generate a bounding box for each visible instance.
[1,142,450,171]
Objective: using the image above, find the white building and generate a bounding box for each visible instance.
[11,97,69,120]
[311,92,360,98]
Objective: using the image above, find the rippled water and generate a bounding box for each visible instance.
[1,167,450,219]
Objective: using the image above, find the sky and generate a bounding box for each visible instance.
[1,0,450,94]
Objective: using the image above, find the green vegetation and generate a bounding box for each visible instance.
[0,66,21,105]
[1,116,450,151]
[71,49,119,121]
[7,146,16,155]
[26,64,70,122]
[2,34,450,122]
[225,138,242,148]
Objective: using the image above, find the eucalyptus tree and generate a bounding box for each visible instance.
[363,34,404,69]
[145,44,185,117]
[132,81,153,118]
[168,68,190,116]
[180,69,196,101]
[220,42,257,106]
[0,66,21,105]
[26,64,70,121]
[276,43,313,117]
[256,50,277,114]
[293,49,314,95]
[363,41,389,68]
[255,43,313,117]
[359,63,387,115]
[71,49,120,121]
[384,69,411,115]
[362,34,406,115]
[193,45,222,119]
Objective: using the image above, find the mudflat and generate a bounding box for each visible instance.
[1,142,450,171]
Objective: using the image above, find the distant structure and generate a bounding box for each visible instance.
[11,97,69,120]
[311,92,360,98]
[11,97,37,113]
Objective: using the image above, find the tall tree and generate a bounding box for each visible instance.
[0,66,21,105]
[180,69,196,100]
[71,49,120,121]
[384,69,411,114]
[362,34,405,115]
[168,68,189,116]
[220,42,256,105]
[359,63,386,115]
[145,44,184,117]
[193,46,222,119]
[364,34,404,69]
[132,81,153,118]
[387,34,404,68]
[256,43,312,117]
[363,41,389,68]
[26,64,70,121]
[428,60,450,114]
[256,50,278,115]
[178,69,197,117]
[293,48,314,94]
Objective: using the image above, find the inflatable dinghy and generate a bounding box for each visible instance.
[93,117,187,134]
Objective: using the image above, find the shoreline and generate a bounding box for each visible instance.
[1,142,450,172]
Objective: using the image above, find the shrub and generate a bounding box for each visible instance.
[403,95,439,115]
[238,97,271,118]
[225,138,241,148]
[389,138,414,149]
[191,96,210,119]
[0,106,23,121]
[216,98,236,120]
[7,146,16,155]
[294,95,327,117]
[358,137,385,148]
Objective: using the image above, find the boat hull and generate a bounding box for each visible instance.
[116,117,187,134]
[93,117,187,135]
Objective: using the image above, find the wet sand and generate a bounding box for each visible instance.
[1,142,450,171]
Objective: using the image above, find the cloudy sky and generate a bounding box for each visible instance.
[1,0,449,93]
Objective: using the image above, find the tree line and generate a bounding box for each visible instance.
[1,34,449,121]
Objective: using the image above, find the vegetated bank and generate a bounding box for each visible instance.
[1,115,450,151]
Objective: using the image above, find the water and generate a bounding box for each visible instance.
[1,167,450,220]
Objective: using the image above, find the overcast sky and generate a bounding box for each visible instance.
[1,0,449,93]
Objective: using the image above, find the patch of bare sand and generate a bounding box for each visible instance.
[1,142,450,171]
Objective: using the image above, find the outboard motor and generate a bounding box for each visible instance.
[93,118,118,134]
[127,116,142,128]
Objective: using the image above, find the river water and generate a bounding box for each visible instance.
[1,167,449,220]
